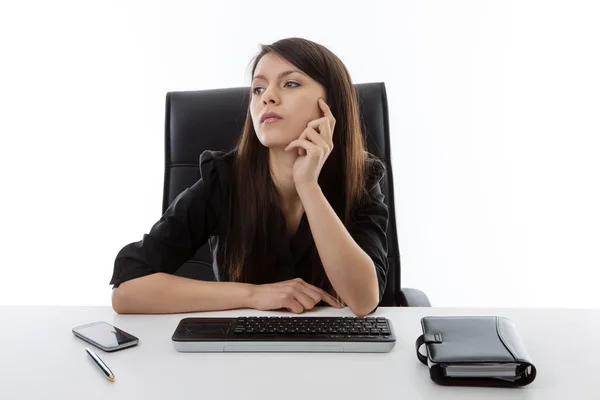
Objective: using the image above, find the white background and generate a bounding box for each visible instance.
[1,0,598,308]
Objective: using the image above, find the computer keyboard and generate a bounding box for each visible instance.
[172,316,396,353]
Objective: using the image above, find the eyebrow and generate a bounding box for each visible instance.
[252,70,306,82]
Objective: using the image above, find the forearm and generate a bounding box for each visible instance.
[111,272,254,314]
[298,184,379,315]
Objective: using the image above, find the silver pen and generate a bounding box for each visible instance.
[85,347,115,382]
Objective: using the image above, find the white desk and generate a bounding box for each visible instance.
[0,306,598,399]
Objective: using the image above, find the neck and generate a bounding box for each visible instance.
[269,148,301,208]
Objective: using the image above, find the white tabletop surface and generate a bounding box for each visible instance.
[0,306,598,399]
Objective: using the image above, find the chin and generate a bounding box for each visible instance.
[256,132,292,149]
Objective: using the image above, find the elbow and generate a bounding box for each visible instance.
[347,267,380,316]
[347,290,380,317]
[111,286,130,314]
[349,300,378,317]
[111,274,163,314]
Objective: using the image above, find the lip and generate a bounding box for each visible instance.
[263,117,282,124]
[260,111,283,123]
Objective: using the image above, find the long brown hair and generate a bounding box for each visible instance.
[218,37,371,300]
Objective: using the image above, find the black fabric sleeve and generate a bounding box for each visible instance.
[109,151,227,288]
[348,158,390,312]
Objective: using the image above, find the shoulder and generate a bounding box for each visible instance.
[182,150,236,206]
[197,149,236,189]
[199,149,235,174]
[364,152,386,193]
[349,153,388,217]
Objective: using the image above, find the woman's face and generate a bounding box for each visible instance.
[250,52,327,149]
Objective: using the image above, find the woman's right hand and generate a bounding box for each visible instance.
[248,278,344,313]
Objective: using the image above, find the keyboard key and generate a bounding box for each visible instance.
[208,316,393,341]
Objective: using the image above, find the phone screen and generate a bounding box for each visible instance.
[73,322,138,349]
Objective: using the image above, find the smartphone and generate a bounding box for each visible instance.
[72,321,139,352]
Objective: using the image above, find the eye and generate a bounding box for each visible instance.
[251,81,300,95]
[284,81,300,88]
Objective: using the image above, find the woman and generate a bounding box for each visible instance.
[110,37,389,316]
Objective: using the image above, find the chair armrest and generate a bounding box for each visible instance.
[399,288,431,307]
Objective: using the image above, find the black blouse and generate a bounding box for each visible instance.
[110,150,390,307]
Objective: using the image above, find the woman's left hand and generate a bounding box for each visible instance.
[285,98,336,189]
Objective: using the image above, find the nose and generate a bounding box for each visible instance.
[261,86,279,105]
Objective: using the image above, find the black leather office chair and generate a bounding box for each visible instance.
[163,82,431,307]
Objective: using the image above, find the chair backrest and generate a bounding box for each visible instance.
[164,82,402,306]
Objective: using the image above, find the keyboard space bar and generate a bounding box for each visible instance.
[223,344,344,352]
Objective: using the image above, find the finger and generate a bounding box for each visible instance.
[297,281,343,309]
[318,98,336,131]
[318,118,333,146]
[290,278,331,305]
[305,128,331,154]
[297,127,310,141]
[293,290,318,311]
[283,298,305,314]
[306,117,328,130]
[285,126,314,151]
[285,139,322,158]
[307,118,333,147]
[320,291,344,308]
[296,129,310,156]
[291,280,322,305]
[291,278,343,308]
[303,283,343,309]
